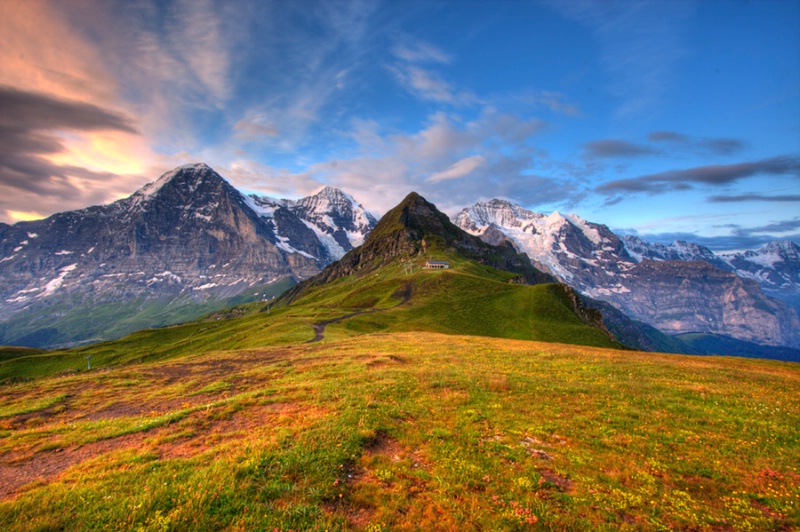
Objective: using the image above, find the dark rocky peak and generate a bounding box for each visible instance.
[368,192,464,246]
[130,163,234,209]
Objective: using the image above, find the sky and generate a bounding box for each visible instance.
[1,0,799,252]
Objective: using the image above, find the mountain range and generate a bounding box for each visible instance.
[455,199,800,350]
[0,164,375,347]
[1,164,798,358]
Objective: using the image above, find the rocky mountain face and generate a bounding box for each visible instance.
[623,236,800,311]
[0,164,376,348]
[455,199,800,348]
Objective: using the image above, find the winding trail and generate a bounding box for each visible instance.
[306,282,412,343]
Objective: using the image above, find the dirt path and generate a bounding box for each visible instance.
[307,282,412,343]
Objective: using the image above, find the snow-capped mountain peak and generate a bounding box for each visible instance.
[743,240,800,265]
[454,199,543,232]
[455,200,627,284]
[247,186,377,262]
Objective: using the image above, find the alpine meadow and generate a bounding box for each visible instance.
[2,1,800,531]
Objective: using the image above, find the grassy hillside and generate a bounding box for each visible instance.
[0,256,618,382]
[1,332,798,531]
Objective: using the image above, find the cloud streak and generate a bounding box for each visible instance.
[597,156,800,195]
[392,37,451,64]
[388,64,479,106]
[584,139,658,158]
[648,130,746,156]
[0,86,137,134]
[428,155,486,182]
[708,193,800,203]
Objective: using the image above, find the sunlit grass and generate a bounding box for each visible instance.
[1,333,797,530]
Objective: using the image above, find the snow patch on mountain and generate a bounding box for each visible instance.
[40,263,78,297]
[300,219,346,260]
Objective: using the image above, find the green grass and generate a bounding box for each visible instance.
[0,346,46,363]
[0,333,797,530]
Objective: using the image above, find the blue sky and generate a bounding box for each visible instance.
[1,0,798,251]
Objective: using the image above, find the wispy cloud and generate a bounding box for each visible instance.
[125,0,234,109]
[233,115,280,140]
[519,90,581,116]
[387,33,479,106]
[388,64,479,106]
[597,156,800,195]
[392,37,451,64]
[227,1,380,153]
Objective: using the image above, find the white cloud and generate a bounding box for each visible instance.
[429,155,486,182]
[231,109,568,216]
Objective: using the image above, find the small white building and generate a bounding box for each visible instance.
[425,260,450,269]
